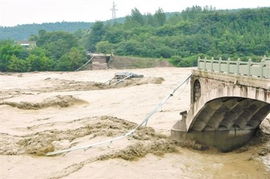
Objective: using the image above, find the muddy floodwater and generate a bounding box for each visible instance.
[0,67,269,179]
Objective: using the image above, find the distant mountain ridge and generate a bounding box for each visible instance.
[0,17,126,41]
[0,22,92,40]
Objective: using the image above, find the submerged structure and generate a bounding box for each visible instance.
[171,57,270,151]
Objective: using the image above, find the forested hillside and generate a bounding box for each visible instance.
[0,31,87,72]
[0,22,92,40]
[0,17,126,41]
[85,7,270,66]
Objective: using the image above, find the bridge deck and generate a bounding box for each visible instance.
[198,57,270,79]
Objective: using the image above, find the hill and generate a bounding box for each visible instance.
[0,17,126,41]
[87,7,270,65]
[0,22,92,40]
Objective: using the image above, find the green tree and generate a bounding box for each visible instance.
[27,54,54,71]
[0,41,29,71]
[85,21,106,52]
[154,8,166,26]
[96,41,114,54]
[127,8,145,25]
[7,55,30,72]
[56,48,87,71]
[33,31,79,60]
[145,13,155,26]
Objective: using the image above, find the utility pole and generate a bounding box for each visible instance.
[111,1,118,20]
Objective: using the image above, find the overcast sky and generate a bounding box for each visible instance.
[0,0,270,27]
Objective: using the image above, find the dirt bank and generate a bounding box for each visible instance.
[0,116,177,157]
[0,95,87,110]
[38,77,164,92]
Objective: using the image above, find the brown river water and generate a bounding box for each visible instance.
[0,67,269,179]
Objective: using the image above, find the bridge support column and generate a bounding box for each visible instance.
[171,127,256,152]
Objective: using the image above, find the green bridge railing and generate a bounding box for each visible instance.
[198,57,270,79]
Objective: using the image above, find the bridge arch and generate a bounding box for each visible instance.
[173,97,270,151]
[190,97,270,132]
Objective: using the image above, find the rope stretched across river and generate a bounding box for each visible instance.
[46,74,191,156]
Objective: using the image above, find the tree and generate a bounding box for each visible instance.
[7,55,30,72]
[154,8,166,26]
[104,28,126,43]
[85,21,106,52]
[127,8,145,25]
[56,48,87,71]
[0,41,29,71]
[115,40,141,56]
[96,41,114,54]
[27,54,54,71]
[33,31,79,60]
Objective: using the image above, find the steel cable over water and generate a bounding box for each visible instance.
[46,74,191,156]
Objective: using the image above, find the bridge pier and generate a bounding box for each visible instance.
[171,123,256,151]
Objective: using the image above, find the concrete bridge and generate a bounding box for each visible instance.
[171,57,270,151]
